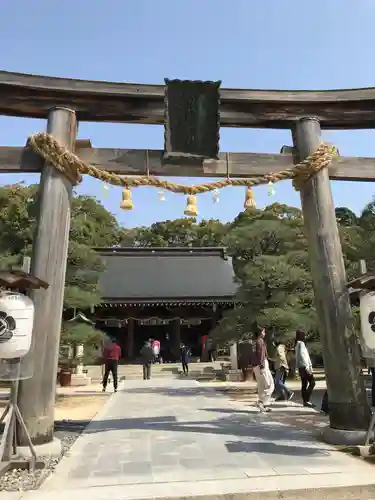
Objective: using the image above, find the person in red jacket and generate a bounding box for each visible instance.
[102,338,121,392]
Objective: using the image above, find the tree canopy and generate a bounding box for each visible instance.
[211,204,316,347]
[0,184,121,361]
[212,200,375,351]
[2,182,375,359]
[119,218,229,247]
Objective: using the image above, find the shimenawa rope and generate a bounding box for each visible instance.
[27,132,338,194]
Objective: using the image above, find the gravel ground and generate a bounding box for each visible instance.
[0,420,90,492]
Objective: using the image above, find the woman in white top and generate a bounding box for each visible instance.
[295,330,315,407]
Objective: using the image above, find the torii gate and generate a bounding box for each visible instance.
[0,71,373,448]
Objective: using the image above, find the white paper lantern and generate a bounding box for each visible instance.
[359,291,375,359]
[0,292,34,359]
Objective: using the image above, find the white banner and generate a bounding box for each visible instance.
[359,291,375,359]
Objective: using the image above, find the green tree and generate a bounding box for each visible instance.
[357,199,375,272]
[119,218,228,247]
[0,183,38,258]
[335,207,358,227]
[359,200,375,232]
[0,184,120,361]
[212,203,315,346]
[59,321,105,369]
[64,195,121,311]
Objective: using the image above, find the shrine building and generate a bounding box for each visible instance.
[92,247,238,362]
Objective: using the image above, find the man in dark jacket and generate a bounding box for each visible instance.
[180,343,190,375]
[102,339,121,392]
[140,340,154,380]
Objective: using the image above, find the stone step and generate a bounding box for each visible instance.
[29,481,375,500]
[148,484,375,499]
[86,362,226,381]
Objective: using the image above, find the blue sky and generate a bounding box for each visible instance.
[1,0,375,228]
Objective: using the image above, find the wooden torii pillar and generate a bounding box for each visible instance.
[17,108,77,447]
[294,118,370,437]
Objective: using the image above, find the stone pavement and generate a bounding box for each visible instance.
[20,379,375,499]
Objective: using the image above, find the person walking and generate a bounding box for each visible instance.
[140,340,154,380]
[321,389,329,414]
[252,326,274,412]
[273,340,294,401]
[151,337,161,363]
[180,342,190,375]
[295,330,316,407]
[102,338,121,392]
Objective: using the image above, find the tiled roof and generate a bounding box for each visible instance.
[95,247,238,303]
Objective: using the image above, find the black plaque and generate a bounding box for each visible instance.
[164,79,221,163]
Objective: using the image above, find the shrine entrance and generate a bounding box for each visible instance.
[0,71,373,446]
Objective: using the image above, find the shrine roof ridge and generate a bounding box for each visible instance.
[94,246,229,258]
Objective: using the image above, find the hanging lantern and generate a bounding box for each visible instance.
[268,181,276,197]
[184,195,198,217]
[120,188,134,210]
[359,291,375,356]
[244,187,256,210]
[158,191,166,202]
[212,189,220,204]
[0,291,34,359]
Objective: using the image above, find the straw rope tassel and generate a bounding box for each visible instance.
[120,188,134,210]
[184,195,198,217]
[244,187,256,210]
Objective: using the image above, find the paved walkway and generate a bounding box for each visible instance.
[23,379,375,499]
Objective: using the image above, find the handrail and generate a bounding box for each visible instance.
[1,71,375,128]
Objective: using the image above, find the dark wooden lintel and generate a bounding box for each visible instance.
[1,145,375,181]
[2,71,375,128]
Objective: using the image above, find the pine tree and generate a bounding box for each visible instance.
[213,204,316,347]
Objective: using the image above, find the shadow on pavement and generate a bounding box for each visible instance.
[226,439,331,457]
[83,410,334,458]
[120,386,221,397]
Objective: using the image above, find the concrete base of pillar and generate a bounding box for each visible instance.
[321,425,367,446]
[16,437,63,459]
[71,374,92,386]
[230,343,238,370]
[227,369,242,382]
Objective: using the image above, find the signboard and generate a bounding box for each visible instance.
[137,318,202,326]
[164,79,221,163]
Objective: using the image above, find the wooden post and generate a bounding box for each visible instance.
[17,108,77,446]
[230,343,238,370]
[294,117,370,431]
[360,260,367,275]
[172,319,181,362]
[126,318,134,361]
